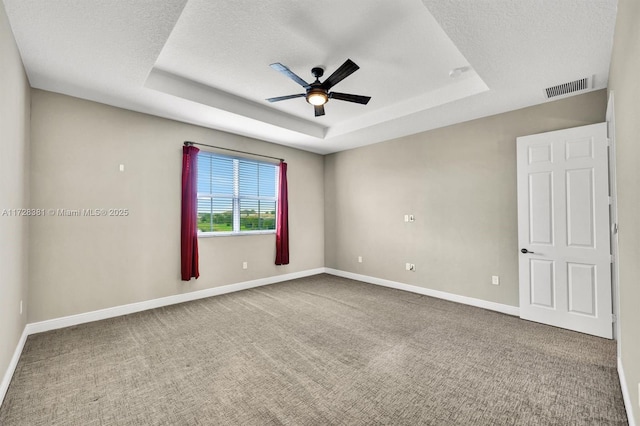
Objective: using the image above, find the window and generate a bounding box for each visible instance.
[197,152,278,235]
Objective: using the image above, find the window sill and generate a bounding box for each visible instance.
[197,231,276,238]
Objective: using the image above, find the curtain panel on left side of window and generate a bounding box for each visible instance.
[181,145,200,280]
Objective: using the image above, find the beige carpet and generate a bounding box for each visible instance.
[0,274,627,425]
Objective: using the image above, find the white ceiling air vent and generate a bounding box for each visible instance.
[544,77,591,99]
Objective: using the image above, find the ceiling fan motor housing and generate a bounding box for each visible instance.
[311,67,325,79]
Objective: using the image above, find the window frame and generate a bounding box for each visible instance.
[196,151,279,237]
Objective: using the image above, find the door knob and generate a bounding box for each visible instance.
[520,248,534,254]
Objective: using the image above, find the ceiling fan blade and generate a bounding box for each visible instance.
[266,93,306,102]
[314,104,325,117]
[329,92,371,105]
[270,63,310,88]
[321,59,359,90]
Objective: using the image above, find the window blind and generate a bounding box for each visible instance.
[197,152,278,234]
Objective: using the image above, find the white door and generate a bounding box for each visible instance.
[517,122,612,339]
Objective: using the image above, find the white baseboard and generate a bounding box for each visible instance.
[324,268,520,317]
[619,357,637,426]
[0,326,28,405]
[26,268,325,335]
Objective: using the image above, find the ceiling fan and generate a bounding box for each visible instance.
[266,59,371,117]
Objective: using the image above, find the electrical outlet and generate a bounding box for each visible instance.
[492,276,500,285]
[409,214,415,222]
[404,215,409,222]
[358,256,362,263]
[242,261,248,270]
[406,263,416,271]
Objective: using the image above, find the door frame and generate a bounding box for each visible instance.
[606,91,620,347]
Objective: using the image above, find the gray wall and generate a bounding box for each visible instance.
[325,90,606,308]
[0,0,30,390]
[608,0,640,422]
[28,90,325,323]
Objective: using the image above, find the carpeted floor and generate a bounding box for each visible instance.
[0,274,628,425]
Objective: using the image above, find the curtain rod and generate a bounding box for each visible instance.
[184,141,284,162]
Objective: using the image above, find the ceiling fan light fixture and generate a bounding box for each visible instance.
[307,89,328,106]
[267,59,369,116]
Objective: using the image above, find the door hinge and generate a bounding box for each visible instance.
[611,254,615,263]
[613,223,618,234]
[612,313,616,323]
[608,196,612,205]
[607,138,612,147]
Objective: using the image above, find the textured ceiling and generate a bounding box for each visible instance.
[3,0,617,154]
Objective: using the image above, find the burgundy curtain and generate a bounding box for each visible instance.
[275,161,289,265]
[181,145,200,280]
